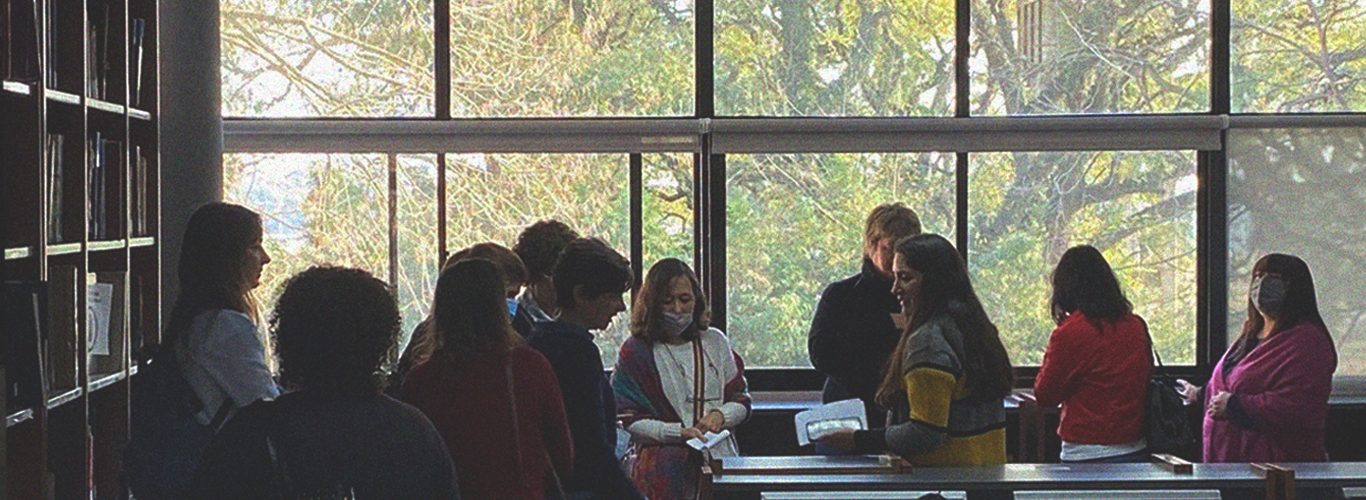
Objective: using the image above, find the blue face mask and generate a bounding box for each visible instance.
[660,311,693,338]
[506,298,519,319]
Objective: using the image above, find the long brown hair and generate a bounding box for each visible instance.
[1050,245,1132,327]
[414,259,520,365]
[630,258,708,343]
[163,202,263,348]
[1226,253,1328,367]
[876,234,1014,409]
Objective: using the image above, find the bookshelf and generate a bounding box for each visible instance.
[4,0,159,495]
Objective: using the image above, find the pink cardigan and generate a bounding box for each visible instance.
[1203,320,1336,462]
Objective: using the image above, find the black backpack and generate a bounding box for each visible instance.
[123,345,231,500]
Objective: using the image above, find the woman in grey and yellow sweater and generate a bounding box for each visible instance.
[817,233,1014,466]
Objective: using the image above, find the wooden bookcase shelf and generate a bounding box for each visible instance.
[3,0,160,494]
[5,247,35,260]
[6,409,36,428]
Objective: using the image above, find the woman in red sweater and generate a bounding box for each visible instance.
[400,259,573,499]
[1034,245,1152,462]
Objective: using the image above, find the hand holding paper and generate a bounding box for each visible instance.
[686,429,732,451]
[795,399,868,446]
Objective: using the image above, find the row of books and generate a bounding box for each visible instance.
[31,7,147,104]
[5,271,138,415]
[45,133,153,243]
[1,0,40,82]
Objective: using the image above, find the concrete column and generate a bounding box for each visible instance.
[159,0,222,326]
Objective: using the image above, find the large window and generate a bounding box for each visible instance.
[970,0,1208,114]
[725,153,955,367]
[969,151,1198,365]
[223,0,1366,382]
[715,0,955,116]
[222,0,434,117]
[224,153,437,346]
[1232,0,1366,112]
[1228,128,1366,376]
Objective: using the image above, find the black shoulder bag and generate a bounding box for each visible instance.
[1143,319,1196,453]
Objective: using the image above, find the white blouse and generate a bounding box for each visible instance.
[176,309,279,425]
[624,327,747,454]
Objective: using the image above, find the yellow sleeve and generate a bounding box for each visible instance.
[904,366,956,428]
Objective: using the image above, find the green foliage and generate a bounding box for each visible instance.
[222,0,1366,375]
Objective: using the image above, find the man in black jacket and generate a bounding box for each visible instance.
[808,203,921,431]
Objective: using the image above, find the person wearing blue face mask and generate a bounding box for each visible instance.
[391,242,532,392]
[612,258,750,500]
[1178,253,1336,462]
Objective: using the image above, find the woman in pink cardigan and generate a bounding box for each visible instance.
[1181,253,1337,462]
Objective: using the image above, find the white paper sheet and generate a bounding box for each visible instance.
[686,429,732,451]
[794,398,867,446]
[86,282,113,356]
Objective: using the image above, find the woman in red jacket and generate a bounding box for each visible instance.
[1034,245,1152,462]
[401,259,573,499]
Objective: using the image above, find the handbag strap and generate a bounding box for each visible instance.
[505,359,530,500]
[1138,316,1174,382]
[691,338,705,426]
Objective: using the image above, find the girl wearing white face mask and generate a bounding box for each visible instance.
[612,258,750,500]
[1179,253,1336,462]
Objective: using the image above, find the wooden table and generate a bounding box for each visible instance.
[702,457,1366,500]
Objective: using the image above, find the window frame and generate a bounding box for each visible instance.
[221,0,1366,392]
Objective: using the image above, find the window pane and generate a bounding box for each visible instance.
[715,0,954,116]
[727,153,956,368]
[450,0,692,116]
[1232,0,1366,112]
[969,151,1197,365]
[222,0,433,117]
[643,153,696,268]
[1228,129,1366,376]
[970,0,1208,114]
[223,153,391,320]
[443,153,630,365]
[396,155,440,353]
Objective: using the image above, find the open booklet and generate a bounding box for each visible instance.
[686,429,732,451]
[794,398,868,446]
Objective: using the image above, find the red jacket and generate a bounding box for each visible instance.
[400,344,573,500]
[1034,312,1152,445]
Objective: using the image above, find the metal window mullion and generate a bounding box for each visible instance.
[956,152,969,262]
[1211,0,1230,115]
[955,0,970,119]
[436,0,451,119]
[630,153,644,295]
[388,154,399,287]
[706,151,727,332]
[696,0,714,118]
[437,154,448,264]
[1206,0,1230,371]
[1201,143,1230,370]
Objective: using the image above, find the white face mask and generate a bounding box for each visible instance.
[659,311,693,338]
[1250,275,1287,315]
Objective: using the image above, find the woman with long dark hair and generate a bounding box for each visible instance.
[1034,245,1152,462]
[612,258,750,500]
[1182,254,1336,462]
[169,202,279,429]
[401,259,572,499]
[816,234,1013,465]
[125,202,279,499]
